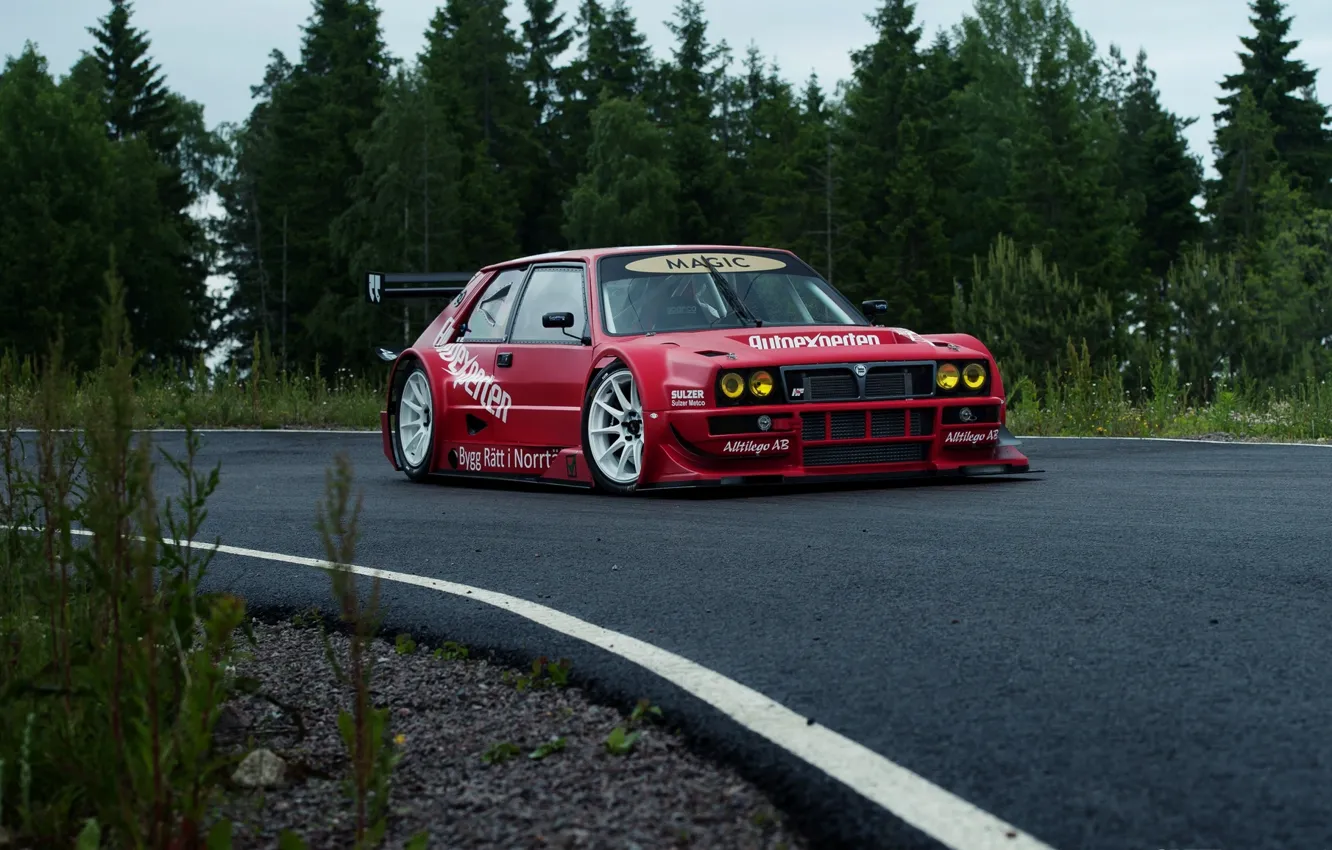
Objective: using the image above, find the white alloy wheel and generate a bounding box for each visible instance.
[398,369,433,469]
[587,368,643,485]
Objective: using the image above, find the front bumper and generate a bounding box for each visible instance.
[640,398,1032,488]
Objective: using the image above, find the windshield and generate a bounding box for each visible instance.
[597,250,869,335]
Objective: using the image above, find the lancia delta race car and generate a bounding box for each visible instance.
[366,245,1033,494]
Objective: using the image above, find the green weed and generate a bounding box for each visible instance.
[0,268,246,847]
[481,742,520,765]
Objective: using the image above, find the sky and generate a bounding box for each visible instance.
[4,0,1331,174]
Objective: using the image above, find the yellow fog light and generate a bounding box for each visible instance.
[749,370,774,398]
[963,363,986,390]
[720,372,745,399]
[937,363,960,390]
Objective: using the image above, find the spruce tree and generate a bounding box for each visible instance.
[660,0,734,243]
[1005,10,1132,341]
[1213,0,1332,208]
[0,45,117,369]
[1114,48,1204,356]
[87,0,216,362]
[222,0,392,371]
[563,97,678,246]
[87,0,170,145]
[836,0,957,328]
[520,0,575,253]
[421,0,535,259]
[953,234,1114,380]
[1208,86,1284,257]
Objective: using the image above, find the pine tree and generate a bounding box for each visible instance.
[520,0,575,253]
[213,49,292,362]
[660,0,734,243]
[1117,48,1204,351]
[421,0,535,259]
[87,0,218,363]
[836,0,954,328]
[563,97,678,246]
[0,44,117,369]
[737,56,825,262]
[87,0,170,145]
[1208,86,1284,256]
[218,0,392,371]
[953,234,1114,380]
[1004,9,1133,335]
[1213,0,1332,208]
[333,64,464,348]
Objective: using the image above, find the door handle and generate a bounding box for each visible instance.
[497,352,513,367]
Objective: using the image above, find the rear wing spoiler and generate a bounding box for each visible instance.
[365,270,476,303]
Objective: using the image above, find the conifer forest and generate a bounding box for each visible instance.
[3,0,1331,410]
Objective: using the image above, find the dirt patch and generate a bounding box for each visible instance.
[211,618,808,849]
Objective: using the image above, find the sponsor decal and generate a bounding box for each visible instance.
[624,253,788,274]
[565,455,577,478]
[721,438,790,455]
[670,388,706,408]
[456,445,559,473]
[432,317,513,422]
[746,332,882,350]
[942,427,999,446]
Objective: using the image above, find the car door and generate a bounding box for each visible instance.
[490,263,594,460]
[435,267,524,449]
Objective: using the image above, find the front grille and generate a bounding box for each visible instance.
[865,372,906,397]
[803,441,929,467]
[910,409,934,436]
[805,408,933,441]
[808,373,857,400]
[802,414,826,441]
[784,361,935,403]
[830,411,865,440]
[871,410,906,438]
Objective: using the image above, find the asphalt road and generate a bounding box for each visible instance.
[145,431,1332,850]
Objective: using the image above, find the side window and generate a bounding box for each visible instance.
[508,266,588,343]
[460,268,523,341]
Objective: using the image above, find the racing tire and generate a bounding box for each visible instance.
[392,360,435,483]
[581,363,645,495]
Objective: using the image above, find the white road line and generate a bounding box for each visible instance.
[1018,435,1331,448]
[49,526,1055,850]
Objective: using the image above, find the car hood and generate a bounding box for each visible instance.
[620,325,984,366]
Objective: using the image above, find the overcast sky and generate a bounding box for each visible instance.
[5,0,1331,173]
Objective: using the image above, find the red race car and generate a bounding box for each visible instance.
[367,245,1033,494]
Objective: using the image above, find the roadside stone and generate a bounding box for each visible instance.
[232,748,286,788]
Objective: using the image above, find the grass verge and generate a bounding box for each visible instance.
[3,335,1328,442]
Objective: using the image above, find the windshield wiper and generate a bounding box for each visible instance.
[701,266,762,327]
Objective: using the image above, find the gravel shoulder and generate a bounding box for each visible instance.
[211,616,809,849]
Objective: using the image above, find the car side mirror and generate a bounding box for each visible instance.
[542,311,589,344]
[861,300,889,324]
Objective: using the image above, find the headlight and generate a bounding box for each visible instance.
[963,363,986,390]
[937,363,960,390]
[749,370,773,398]
[720,372,745,399]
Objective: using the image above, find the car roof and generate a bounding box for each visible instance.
[480,244,798,271]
